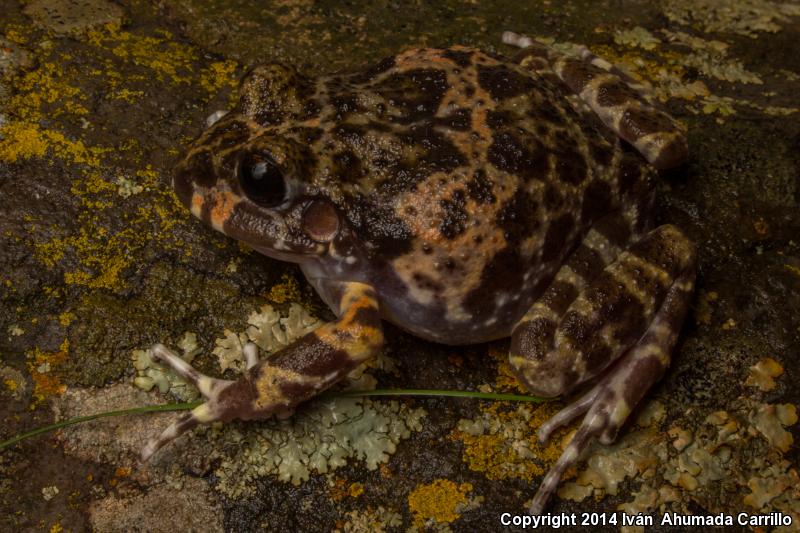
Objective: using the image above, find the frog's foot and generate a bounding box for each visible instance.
[503,30,687,170]
[141,282,385,462]
[509,223,696,513]
[529,266,693,514]
[140,343,239,462]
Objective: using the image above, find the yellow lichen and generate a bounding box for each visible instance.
[407,479,472,527]
[348,482,365,498]
[58,311,75,326]
[267,273,303,304]
[85,23,197,85]
[454,401,566,482]
[0,122,106,166]
[490,346,528,394]
[0,123,48,162]
[200,60,239,95]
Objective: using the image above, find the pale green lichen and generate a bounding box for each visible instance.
[114,175,144,198]
[663,0,800,37]
[559,367,800,527]
[214,396,426,497]
[246,303,321,354]
[614,27,661,51]
[131,332,201,401]
[683,51,763,84]
[334,505,403,533]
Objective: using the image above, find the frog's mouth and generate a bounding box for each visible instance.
[215,198,328,262]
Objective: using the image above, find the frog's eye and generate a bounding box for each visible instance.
[238,153,287,207]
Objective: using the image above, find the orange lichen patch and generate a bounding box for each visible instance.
[489,346,528,394]
[329,478,349,501]
[452,401,567,482]
[753,217,769,236]
[745,357,784,392]
[348,482,365,498]
[27,340,70,404]
[329,478,363,501]
[114,466,131,478]
[3,25,29,44]
[267,274,302,304]
[407,479,472,527]
[694,290,719,326]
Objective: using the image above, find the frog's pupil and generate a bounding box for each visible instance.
[240,154,286,207]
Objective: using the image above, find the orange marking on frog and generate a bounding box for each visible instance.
[209,190,238,229]
[190,192,205,218]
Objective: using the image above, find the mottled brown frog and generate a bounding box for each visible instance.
[143,31,696,514]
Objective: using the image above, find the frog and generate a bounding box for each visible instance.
[142,31,697,514]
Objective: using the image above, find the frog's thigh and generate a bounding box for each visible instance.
[510,224,696,514]
[504,31,687,170]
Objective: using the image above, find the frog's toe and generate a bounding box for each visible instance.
[150,343,235,400]
[537,385,600,444]
[140,403,216,462]
[141,344,244,462]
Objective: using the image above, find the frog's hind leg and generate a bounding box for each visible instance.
[503,31,687,170]
[509,224,696,514]
[140,344,237,462]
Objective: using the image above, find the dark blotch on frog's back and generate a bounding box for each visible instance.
[176,149,216,193]
[332,150,365,183]
[331,93,360,118]
[347,55,397,84]
[465,169,496,204]
[345,195,414,260]
[487,130,549,182]
[401,124,466,173]
[496,189,541,247]
[541,213,576,264]
[439,189,469,239]
[372,68,449,124]
[369,125,466,195]
[442,49,473,68]
[212,119,252,151]
[477,64,537,101]
[553,149,588,186]
[580,180,613,223]
[239,64,317,126]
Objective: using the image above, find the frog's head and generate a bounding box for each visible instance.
[173,64,345,262]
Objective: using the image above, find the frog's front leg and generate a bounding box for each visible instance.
[140,281,384,461]
[509,224,696,514]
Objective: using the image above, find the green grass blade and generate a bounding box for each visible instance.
[0,389,548,452]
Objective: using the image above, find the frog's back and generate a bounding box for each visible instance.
[296,47,625,344]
